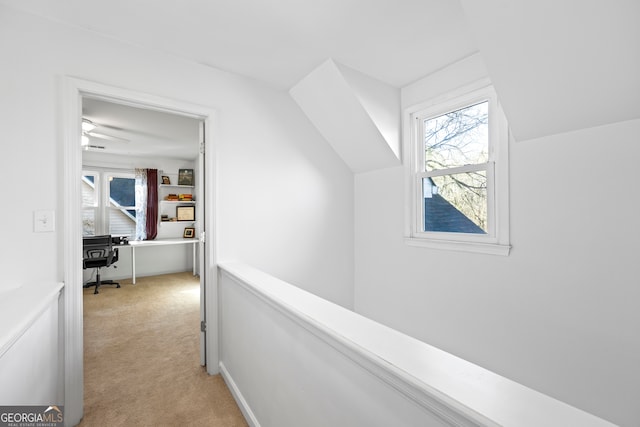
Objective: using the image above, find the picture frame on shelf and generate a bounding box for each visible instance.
[176,205,195,221]
[183,227,195,238]
[162,175,171,185]
[178,169,194,186]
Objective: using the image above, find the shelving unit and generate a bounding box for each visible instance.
[158,172,197,237]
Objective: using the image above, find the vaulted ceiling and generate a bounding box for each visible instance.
[0,0,476,89]
[2,0,638,143]
[460,0,640,141]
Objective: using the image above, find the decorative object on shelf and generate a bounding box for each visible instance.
[161,214,169,222]
[178,168,194,186]
[178,193,193,201]
[162,176,171,185]
[176,205,195,221]
[183,227,195,238]
[165,193,179,201]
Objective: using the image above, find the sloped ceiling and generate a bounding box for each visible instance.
[2,0,637,144]
[0,0,477,90]
[459,0,640,141]
[290,60,400,173]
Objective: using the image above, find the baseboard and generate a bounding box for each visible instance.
[219,361,260,427]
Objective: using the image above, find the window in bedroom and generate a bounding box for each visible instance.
[82,170,136,237]
[405,84,510,255]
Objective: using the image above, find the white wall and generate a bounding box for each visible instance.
[0,5,354,307]
[354,57,640,425]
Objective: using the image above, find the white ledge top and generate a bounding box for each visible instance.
[128,238,199,246]
[218,261,615,427]
[0,281,64,358]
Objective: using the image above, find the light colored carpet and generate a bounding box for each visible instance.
[80,272,247,427]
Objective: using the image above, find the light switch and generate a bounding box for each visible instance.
[34,210,55,232]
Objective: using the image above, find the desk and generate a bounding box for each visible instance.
[126,238,199,284]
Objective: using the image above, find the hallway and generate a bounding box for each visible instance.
[80,272,246,426]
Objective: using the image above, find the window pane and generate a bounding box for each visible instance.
[109,177,135,208]
[424,101,488,171]
[82,209,96,236]
[82,175,97,207]
[108,176,136,237]
[109,208,136,237]
[423,171,487,234]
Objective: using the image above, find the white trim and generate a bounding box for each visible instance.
[403,80,510,256]
[62,77,219,426]
[61,76,84,427]
[204,112,219,375]
[419,162,489,178]
[219,362,260,427]
[405,237,510,256]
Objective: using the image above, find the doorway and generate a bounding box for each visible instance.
[62,77,219,426]
[80,95,205,354]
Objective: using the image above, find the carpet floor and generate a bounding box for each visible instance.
[80,272,247,427]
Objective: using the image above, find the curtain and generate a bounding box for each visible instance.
[134,168,147,241]
[145,168,158,240]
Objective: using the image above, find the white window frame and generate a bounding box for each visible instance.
[404,80,510,255]
[82,168,136,237]
[82,170,100,236]
[105,171,136,237]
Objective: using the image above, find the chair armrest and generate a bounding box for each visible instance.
[106,248,119,266]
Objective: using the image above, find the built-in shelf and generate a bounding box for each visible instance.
[160,200,196,204]
[159,184,194,189]
[158,173,197,233]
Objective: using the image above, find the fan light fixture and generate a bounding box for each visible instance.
[82,119,96,132]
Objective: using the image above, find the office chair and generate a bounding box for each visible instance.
[83,235,121,294]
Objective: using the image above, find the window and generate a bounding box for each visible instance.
[405,83,510,255]
[82,170,137,237]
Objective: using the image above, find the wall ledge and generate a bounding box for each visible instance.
[218,261,615,427]
[0,282,64,358]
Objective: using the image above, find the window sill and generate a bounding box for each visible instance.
[405,237,510,256]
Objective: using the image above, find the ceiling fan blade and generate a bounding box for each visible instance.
[87,132,129,143]
[96,123,125,132]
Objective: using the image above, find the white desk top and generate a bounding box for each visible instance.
[128,238,199,247]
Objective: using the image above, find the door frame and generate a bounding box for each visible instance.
[61,77,219,426]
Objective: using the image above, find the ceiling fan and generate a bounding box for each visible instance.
[82,118,130,149]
